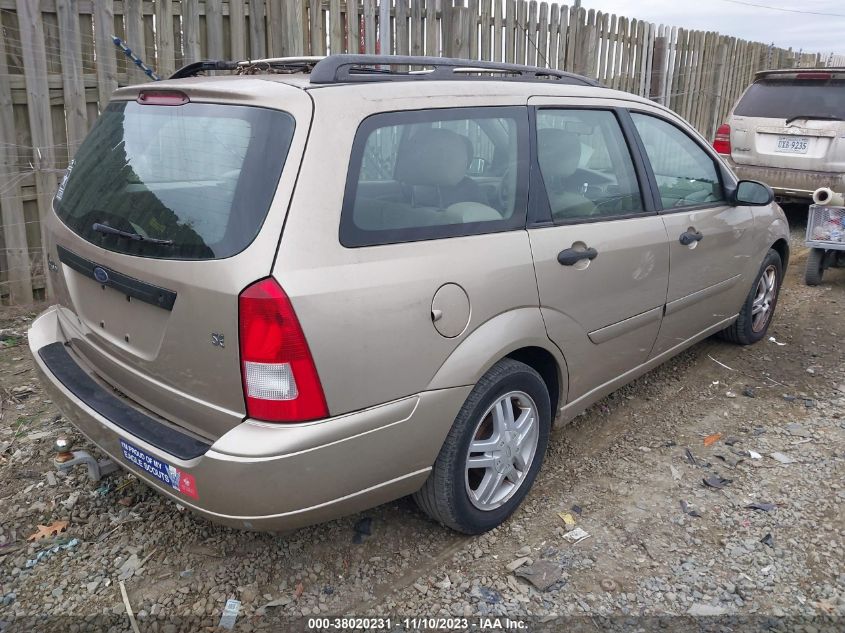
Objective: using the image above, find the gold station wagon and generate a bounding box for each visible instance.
[30,55,789,534]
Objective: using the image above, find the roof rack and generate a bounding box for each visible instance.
[755,67,845,78]
[309,54,601,86]
[170,60,239,79]
[169,54,602,87]
[170,57,322,79]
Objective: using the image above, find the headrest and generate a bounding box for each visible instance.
[537,128,581,180]
[394,128,472,187]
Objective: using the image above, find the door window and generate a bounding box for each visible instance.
[536,109,644,222]
[630,113,725,210]
[341,107,528,247]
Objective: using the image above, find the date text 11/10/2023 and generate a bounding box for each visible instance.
[306,617,528,630]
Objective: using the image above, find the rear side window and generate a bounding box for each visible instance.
[54,101,295,260]
[631,113,725,209]
[734,79,845,120]
[340,107,528,247]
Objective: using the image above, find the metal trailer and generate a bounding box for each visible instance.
[805,204,845,285]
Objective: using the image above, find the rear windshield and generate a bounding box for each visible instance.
[53,101,295,260]
[734,79,845,120]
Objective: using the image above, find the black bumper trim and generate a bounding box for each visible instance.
[38,342,210,460]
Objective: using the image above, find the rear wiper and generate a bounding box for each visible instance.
[785,114,843,125]
[92,222,174,245]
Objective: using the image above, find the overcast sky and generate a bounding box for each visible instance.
[578,0,845,58]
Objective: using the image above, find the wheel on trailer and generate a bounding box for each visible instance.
[805,248,826,286]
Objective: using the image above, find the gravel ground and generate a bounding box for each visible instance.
[0,211,843,632]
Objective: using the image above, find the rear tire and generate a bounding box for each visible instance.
[720,248,782,346]
[804,248,826,286]
[413,359,551,534]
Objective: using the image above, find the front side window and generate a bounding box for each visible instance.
[536,109,645,222]
[630,112,725,210]
[341,107,528,247]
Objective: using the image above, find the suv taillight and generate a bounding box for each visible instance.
[238,278,328,423]
[713,123,731,155]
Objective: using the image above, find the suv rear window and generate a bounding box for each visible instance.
[734,78,845,120]
[53,101,295,260]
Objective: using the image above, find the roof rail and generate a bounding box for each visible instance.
[308,54,601,87]
[170,57,322,79]
[755,67,845,79]
[170,60,239,79]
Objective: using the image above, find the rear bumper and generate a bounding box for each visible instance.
[725,159,845,200]
[29,306,469,531]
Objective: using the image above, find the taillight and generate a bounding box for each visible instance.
[713,123,731,155]
[137,90,189,105]
[238,278,328,423]
[796,72,831,80]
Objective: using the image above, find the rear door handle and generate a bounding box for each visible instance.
[679,230,704,245]
[557,247,598,266]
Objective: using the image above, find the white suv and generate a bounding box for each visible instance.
[714,68,845,203]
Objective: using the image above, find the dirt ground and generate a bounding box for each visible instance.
[0,208,843,632]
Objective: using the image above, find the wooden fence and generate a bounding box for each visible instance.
[0,0,827,304]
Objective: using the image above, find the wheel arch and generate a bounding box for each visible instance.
[505,346,562,416]
[771,237,790,271]
[426,307,568,415]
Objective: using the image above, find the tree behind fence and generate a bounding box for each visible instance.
[0,0,825,304]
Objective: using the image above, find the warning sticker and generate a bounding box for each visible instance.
[119,439,198,499]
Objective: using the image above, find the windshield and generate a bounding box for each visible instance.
[53,101,295,260]
[734,79,845,121]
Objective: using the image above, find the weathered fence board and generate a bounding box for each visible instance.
[0,0,829,303]
[15,0,56,298]
[0,18,33,304]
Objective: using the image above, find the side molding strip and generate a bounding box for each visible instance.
[587,306,663,345]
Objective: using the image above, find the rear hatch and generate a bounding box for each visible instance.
[728,71,845,172]
[43,78,312,441]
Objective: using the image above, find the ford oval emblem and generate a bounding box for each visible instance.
[93,267,109,284]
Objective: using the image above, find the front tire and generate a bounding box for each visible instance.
[804,248,826,286]
[413,359,551,534]
[720,248,782,345]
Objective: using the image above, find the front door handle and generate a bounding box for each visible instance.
[558,247,598,266]
[679,229,704,246]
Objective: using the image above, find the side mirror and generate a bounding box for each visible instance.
[732,180,774,206]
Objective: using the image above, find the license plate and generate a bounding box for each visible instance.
[775,136,809,154]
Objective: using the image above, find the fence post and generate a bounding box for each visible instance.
[650,35,667,103]
[17,0,56,300]
[248,0,266,58]
[0,25,34,304]
[363,0,377,53]
[206,0,224,59]
[281,1,305,56]
[446,3,471,58]
[709,42,728,141]
[155,0,175,77]
[56,0,88,151]
[584,9,598,78]
[93,0,118,111]
[379,0,391,54]
[182,0,202,63]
